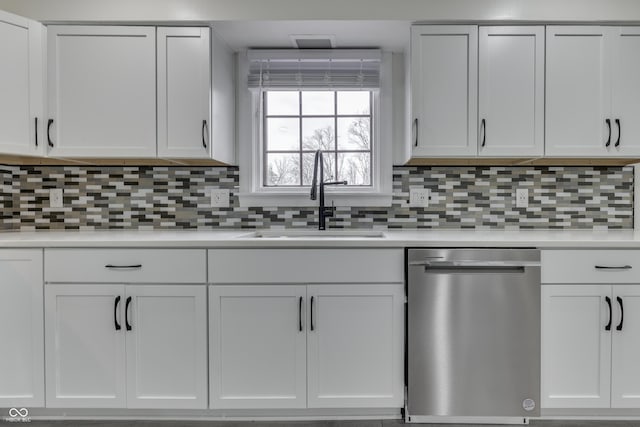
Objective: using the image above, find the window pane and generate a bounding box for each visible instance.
[337,117,370,150]
[338,152,371,185]
[266,118,300,151]
[266,91,299,115]
[261,90,372,188]
[302,152,337,186]
[266,153,301,186]
[302,118,335,151]
[337,91,370,115]
[302,91,335,115]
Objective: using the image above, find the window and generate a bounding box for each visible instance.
[264,90,372,187]
[238,49,393,207]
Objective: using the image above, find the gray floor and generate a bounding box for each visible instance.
[12,420,640,427]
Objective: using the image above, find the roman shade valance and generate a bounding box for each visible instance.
[247,49,381,90]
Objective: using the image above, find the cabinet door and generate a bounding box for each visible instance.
[0,11,43,156]
[125,285,207,409]
[307,284,404,408]
[545,26,612,157]
[541,285,611,408]
[209,285,307,409]
[611,285,640,408]
[47,26,156,158]
[478,26,544,157]
[411,25,478,157]
[611,27,640,156]
[157,27,211,159]
[0,249,44,407]
[45,284,126,408]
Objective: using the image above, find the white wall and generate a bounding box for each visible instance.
[2,0,640,22]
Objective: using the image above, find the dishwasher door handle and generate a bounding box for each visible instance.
[409,260,540,268]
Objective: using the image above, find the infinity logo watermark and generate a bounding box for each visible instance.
[4,408,30,423]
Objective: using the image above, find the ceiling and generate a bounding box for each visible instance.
[3,0,640,54]
[3,0,640,23]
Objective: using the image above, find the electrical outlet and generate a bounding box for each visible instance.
[516,188,529,208]
[409,188,430,207]
[210,189,230,208]
[50,188,63,208]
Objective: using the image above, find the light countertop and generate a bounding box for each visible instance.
[1,229,640,248]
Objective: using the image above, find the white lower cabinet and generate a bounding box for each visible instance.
[209,284,404,409]
[610,285,640,408]
[541,285,611,408]
[125,285,208,409]
[209,285,307,409]
[45,284,207,409]
[542,284,640,409]
[0,249,44,407]
[307,285,404,408]
[45,284,127,408]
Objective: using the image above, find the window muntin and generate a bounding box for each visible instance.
[263,90,373,188]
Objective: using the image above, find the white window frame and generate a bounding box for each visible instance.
[237,50,393,208]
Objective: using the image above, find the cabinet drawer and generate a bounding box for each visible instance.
[208,249,404,283]
[542,250,640,283]
[45,249,206,283]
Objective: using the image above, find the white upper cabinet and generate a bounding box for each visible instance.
[157,27,211,159]
[0,11,44,157]
[546,26,610,156]
[610,27,640,156]
[544,26,640,157]
[45,25,235,163]
[47,26,157,158]
[411,25,478,157]
[478,26,544,157]
[209,31,236,165]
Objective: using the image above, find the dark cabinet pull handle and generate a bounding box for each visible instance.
[125,296,132,331]
[202,119,208,149]
[298,296,303,332]
[47,119,54,148]
[480,119,486,148]
[310,296,315,331]
[413,118,418,147]
[105,264,142,269]
[615,119,621,148]
[34,117,38,147]
[595,265,632,270]
[114,296,121,331]
[605,118,611,147]
[605,296,612,331]
[617,296,624,331]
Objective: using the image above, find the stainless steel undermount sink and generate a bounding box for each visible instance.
[236,230,386,239]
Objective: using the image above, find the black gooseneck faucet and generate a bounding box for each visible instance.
[310,149,347,230]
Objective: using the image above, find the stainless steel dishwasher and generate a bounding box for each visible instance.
[406,248,540,424]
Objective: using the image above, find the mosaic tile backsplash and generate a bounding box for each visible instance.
[0,165,633,231]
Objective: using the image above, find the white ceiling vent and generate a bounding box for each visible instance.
[290,34,336,49]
